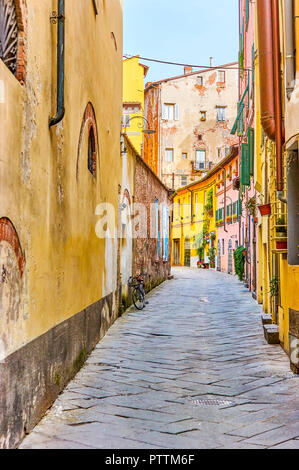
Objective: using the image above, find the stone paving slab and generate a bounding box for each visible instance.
[20,268,299,449]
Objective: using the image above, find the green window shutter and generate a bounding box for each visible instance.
[248,127,254,176]
[241,143,250,186]
[246,0,249,25]
[238,194,242,218]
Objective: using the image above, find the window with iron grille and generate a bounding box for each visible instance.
[181,175,188,186]
[0,0,18,76]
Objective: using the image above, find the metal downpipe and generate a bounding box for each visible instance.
[49,0,65,127]
[272,0,285,194]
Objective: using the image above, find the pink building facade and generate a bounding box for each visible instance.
[230,0,257,294]
[215,148,240,274]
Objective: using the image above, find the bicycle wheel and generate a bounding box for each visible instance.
[132,287,145,310]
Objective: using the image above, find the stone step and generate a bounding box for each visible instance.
[263,324,280,344]
[261,314,272,325]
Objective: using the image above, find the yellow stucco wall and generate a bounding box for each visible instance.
[0,0,123,359]
[254,0,299,354]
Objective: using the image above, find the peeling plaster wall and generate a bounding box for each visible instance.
[145,66,238,189]
[133,156,171,287]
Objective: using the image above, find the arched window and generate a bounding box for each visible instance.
[0,0,27,84]
[77,102,99,179]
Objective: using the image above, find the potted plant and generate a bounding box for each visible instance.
[275,217,287,249]
[226,215,232,224]
[234,246,246,281]
[269,276,279,298]
[208,247,216,269]
[233,214,238,222]
[276,217,287,238]
[258,202,271,216]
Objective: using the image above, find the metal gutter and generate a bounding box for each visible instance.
[49,0,65,127]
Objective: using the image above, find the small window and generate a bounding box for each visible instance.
[225,147,230,156]
[122,114,130,127]
[200,111,206,121]
[197,76,203,86]
[165,148,174,162]
[218,71,226,83]
[181,176,188,186]
[88,127,97,176]
[182,152,187,159]
[198,134,202,141]
[217,148,222,159]
[163,103,179,120]
[195,149,206,169]
[217,107,226,122]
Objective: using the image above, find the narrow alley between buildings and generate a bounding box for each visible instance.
[20,268,299,450]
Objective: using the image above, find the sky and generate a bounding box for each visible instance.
[123,0,239,83]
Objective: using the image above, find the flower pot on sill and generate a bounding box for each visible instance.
[276,240,287,250]
[258,203,271,216]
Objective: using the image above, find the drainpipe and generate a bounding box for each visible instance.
[272,0,285,198]
[257,0,286,202]
[284,0,295,99]
[49,0,65,127]
[257,0,276,141]
[187,188,194,226]
[223,168,228,233]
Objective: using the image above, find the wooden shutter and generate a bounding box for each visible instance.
[241,143,250,186]
[162,104,167,119]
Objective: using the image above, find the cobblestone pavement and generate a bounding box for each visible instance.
[20,268,299,449]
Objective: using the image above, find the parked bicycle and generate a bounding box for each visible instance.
[128,273,148,310]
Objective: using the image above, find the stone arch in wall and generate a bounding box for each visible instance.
[0,0,27,84]
[0,217,25,358]
[76,102,99,180]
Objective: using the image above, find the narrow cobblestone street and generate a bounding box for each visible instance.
[20,268,299,449]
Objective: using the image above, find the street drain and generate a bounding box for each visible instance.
[192,399,233,407]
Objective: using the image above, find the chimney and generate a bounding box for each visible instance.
[184,66,193,75]
[209,57,214,68]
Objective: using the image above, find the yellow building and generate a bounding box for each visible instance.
[122,56,149,155]
[255,0,299,373]
[0,0,123,448]
[172,171,217,269]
